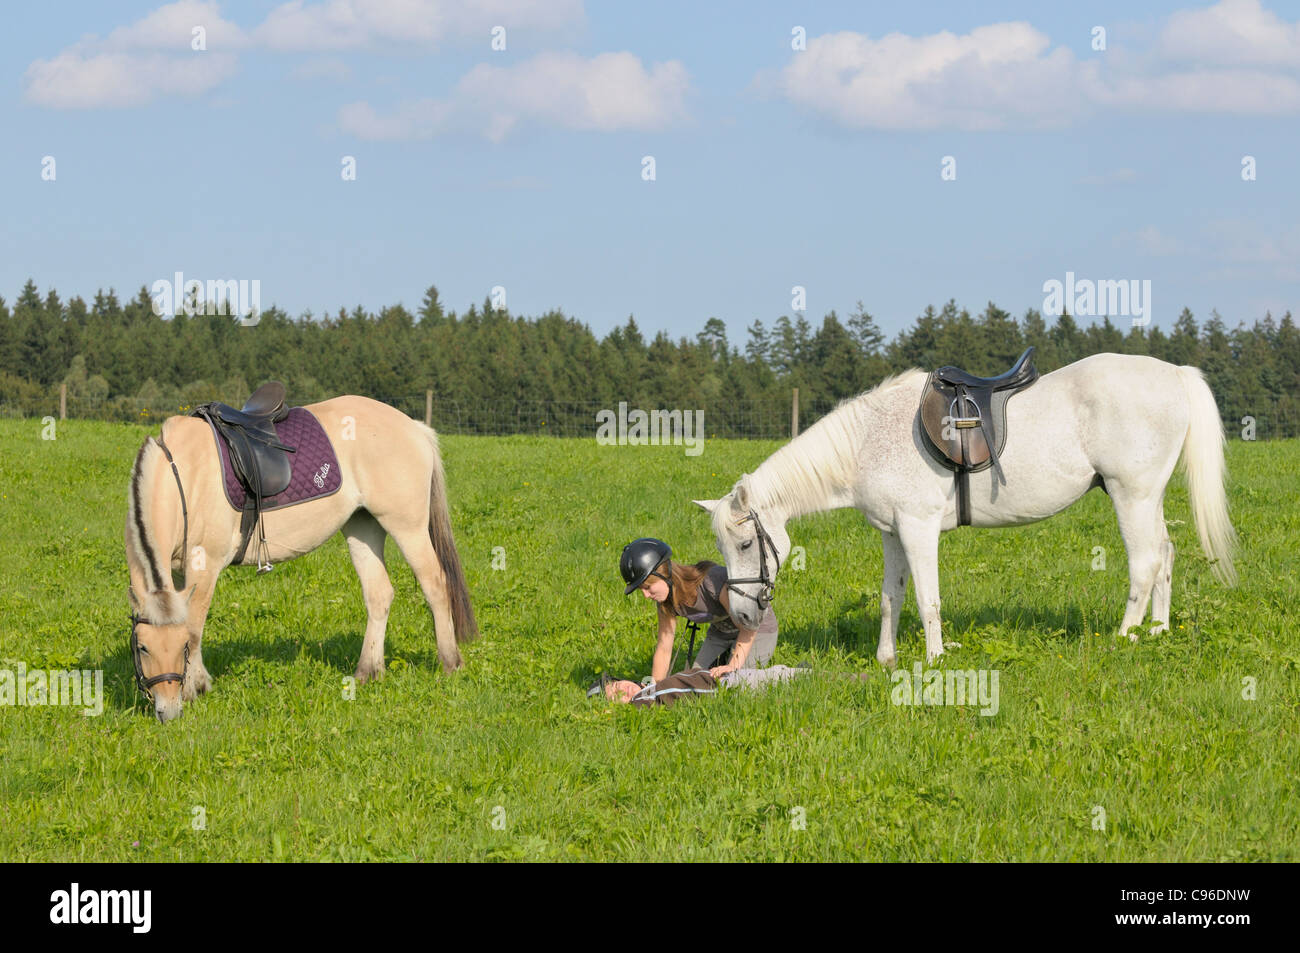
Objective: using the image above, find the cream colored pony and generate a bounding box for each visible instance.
[126,396,476,722]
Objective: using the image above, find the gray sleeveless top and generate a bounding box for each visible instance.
[679,565,777,640]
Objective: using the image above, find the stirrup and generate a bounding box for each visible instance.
[948,394,982,430]
[256,518,274,574]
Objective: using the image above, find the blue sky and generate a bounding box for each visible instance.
[3,0,1297,342]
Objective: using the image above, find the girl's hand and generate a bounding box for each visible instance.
[709,664,735,678]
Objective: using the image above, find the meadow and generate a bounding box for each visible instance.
[0,417,1297,861]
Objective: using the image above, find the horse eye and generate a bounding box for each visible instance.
[741,540,753,551]
[137,643,150,655]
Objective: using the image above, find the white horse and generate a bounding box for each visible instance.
[695,353,1238,666]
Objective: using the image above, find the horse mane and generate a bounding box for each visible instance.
[126,430,187,624]
[746,370,927,518]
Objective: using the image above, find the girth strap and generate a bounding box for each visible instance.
[951,382,1007,526]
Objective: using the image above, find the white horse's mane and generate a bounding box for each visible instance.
[745,369,926,518]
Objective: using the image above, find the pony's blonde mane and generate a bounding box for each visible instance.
[126,430,187,624]
[745,370,926,518]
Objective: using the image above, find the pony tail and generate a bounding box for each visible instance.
[423,427,478,643]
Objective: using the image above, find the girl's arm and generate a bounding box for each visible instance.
[710,628,755,677]
[651,614,677,682]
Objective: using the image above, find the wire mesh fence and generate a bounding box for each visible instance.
[0,390,1296,440]
[0,391,846,440]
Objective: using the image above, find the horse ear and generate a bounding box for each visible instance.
[693,499,719,513]
[734,481,750,510]
[184,584,198,605]
[127,588,141,610]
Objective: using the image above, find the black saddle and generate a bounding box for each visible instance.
[935,349,1038,390]
[919,348,1040,526]
[192,381,296,572]
[210,381,289,428]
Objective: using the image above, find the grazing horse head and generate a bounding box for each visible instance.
[694,477,791,631]
[127,586,194,723]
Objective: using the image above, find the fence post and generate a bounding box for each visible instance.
[791,388,799,438]
[425,389,432,427]
[60,382,67,420]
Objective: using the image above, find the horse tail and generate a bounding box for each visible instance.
[420,424,478,643]
[1177,365,1238,586]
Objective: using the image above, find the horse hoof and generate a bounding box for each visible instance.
[354,666,384,685]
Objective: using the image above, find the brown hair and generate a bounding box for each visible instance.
[654,558,719,625]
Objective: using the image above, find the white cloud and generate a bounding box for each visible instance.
[24,0,585,108]
[1157,0,1300,66]
[459,52,688,137]
[253,0,584,51]
[774,1,1300,129]
[24,0,244,108]
[776,24,1091,130]
[24,50,239,108]
[340,51,689,141]
[99,0,248,49]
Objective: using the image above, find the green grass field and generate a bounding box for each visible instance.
[1,418,1297,861]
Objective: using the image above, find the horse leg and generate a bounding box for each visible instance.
[1111,489,1165,640]
[384,524,461,673]
[182,568,218,700]
[1149,515,1175,635]
[897,516,945,663]
[877,529,909,668]
[344,511,395,684]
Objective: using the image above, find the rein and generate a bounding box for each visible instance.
[725,509,780,613]
[130,436,191,703]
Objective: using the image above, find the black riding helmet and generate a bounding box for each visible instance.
[620,538,671,595]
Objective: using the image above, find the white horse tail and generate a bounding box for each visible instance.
[420,423,478,643]
[1177,366,1238,586]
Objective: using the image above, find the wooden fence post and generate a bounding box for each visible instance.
[60,382,67,420]
[425,390,433,427]
[791,388,799,438]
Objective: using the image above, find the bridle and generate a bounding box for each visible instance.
[725,509,781,613]
[130,610,190,703]
[129,435,191,705]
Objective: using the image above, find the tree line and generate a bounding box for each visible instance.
[0,279,1296,437]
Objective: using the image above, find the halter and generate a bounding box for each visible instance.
[725,510,780,613]
[129,435,191,705]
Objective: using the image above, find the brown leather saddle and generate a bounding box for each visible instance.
[191,381,296,571]
[919,348,1039,526]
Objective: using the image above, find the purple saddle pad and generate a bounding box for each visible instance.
[209,407,342,512]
